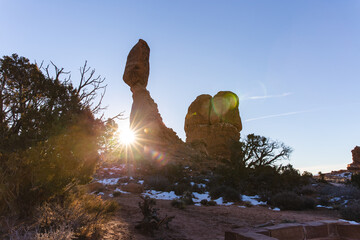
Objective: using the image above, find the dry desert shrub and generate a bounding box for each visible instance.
[1,191,119,240]
[136,196,174,236]
[36,193,118,239]
[35,225,74,240]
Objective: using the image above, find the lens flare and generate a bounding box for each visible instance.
[212,92,239,117]
[144,145,168,166]
[118,127,136,146]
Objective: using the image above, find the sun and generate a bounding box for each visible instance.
[118,127,136,146]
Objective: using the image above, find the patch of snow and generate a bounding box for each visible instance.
[194,203,201,206]
[238,206,246,208]
[97,192,104,196]
[330,197,341,202]
[271,207,280,211]
[336,172,352,179]
[110,165,126,171]
[242,195,267,206]
[192,192,233,206]
[192,192,211,202]
[316,205,333,209]
[339,219,360,225]
[213,197,233,205]
[114,188,130,194]
[98,178,120,185]
[190,182,206,188]
[143,190,178,200]
[109,194,113,197]
[138,180,144,185]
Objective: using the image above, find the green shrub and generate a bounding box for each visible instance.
[271,191,303,210]
[200,199,217,206]
[113,191,122,197]
[191,182,206,194]
[209,185,241,202]
[208,200,217,206]
[137,161,185,183]
[340,200,360,222]
[144,175,171,191]
[181,191,194,205]
[271,191,315,210]
[174,182,191,195]
[298,185,316,196]
[302,196,316,209]
[317,195,330,206]
[351,174,360,188]
[171,191,194,209]
[0,55,106,216]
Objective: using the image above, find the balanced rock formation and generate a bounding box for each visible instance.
[123,39,182,155]
[185,91,242,158]
[348,146,360,172]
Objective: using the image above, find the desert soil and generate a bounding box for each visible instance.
[102,193,340,240]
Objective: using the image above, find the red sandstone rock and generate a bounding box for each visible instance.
[123,39,149,90]
[123,40,182,156]
[185,91,242,158]
[209,91,242,131]
[347,146,360,172]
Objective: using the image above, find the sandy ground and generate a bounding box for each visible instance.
[101,193,340,240]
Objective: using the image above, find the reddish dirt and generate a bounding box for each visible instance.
[102,193,340,240]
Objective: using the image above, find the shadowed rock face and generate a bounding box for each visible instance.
[348,146,360,171]
[123,39,150,90]
[185,91,242,158]
[123,39,182,154]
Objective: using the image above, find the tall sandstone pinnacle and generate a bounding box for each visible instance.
[185,91,242,158]
[123,39,182,155]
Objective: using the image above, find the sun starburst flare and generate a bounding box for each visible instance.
[118,127,136,146]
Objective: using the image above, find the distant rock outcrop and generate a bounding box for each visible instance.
[185,91,242,158]
[123,39,182,154]
[348,146,360,172]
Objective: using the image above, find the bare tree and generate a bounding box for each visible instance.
[233,134,292,168]
[41,60,107,115]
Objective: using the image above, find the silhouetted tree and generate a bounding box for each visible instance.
[214,134,294,191]
[0,54,110,215]
[232,134,292,168]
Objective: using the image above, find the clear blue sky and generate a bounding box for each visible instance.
[1,0,360,173]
